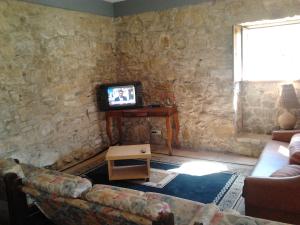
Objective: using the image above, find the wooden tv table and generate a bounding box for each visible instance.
[105,106,180,155]
[105,144,151,181]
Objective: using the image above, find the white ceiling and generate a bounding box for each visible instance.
[103,0,126,3]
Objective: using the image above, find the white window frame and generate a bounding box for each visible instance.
[234,17,300,83]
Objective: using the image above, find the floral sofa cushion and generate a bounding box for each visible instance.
[0,158,25,178]
[190,203,219,225]
[146,192,204,225]
[192,204,291,225]
[22,186,152,225]
[84,184,171,221]
[97,184,145,197]
[24,167,92,198]
[210,213,291,225]
[20,163,43,178]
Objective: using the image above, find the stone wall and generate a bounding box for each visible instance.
[0,0,117,167]
[115,0,300,156]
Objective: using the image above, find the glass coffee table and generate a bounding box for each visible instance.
[105,144,151,181]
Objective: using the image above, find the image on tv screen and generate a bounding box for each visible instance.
[107,85,136,107]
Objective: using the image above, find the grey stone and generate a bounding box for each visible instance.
[114,0,300,156]
[0,0,116,167]
[1,0,300,164]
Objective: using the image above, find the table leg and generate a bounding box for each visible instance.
[107,160,114,181]
[173,112,180,147]
[106,113,113,145]
[146,158,150,180]
[166,116,173,156]
[116,116,122,144]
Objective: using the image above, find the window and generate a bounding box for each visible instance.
[233,17,300,134]
[234,18,300,82]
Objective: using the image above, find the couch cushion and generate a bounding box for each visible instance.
[289,134,300,164]
[146,192,204,225]
[19,163,41,178]
[94,184,145,197]
[271,164,300,177]
[0,158,25,178]
[200,210,289,225]
[84,184,171,221]
[22,186,152,225]
[24,168,92,198]
[188,203,219,225]
[251,140,289,177]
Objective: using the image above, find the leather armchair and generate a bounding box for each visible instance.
[243,175,300,223]
[272,130,300,143]
[242,130,300,224]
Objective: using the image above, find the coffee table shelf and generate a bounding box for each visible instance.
[106,144,151,181]
[109,164,149,181]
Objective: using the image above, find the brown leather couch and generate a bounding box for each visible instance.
[243,130,300,224]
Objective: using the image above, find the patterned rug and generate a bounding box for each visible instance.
[132,168,178,188]
[85,156,253,211]
[151,154,253,212]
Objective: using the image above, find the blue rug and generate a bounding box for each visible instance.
[85,160,242,206]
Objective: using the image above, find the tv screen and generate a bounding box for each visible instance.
[108,85,136,107]
[96,81,143,111]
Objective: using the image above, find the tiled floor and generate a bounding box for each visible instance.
[64,144,257,175]
[151,144,257,165]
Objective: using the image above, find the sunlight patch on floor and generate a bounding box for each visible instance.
[168,160,229,176]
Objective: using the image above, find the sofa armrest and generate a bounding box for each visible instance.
[24,167,92,198]
[243,176,300,213]
[0,158,25,179]
[272,130,300,142]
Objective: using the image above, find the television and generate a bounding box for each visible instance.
[96,81,143,111]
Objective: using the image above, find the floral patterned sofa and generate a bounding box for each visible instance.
[0,158,292,225]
